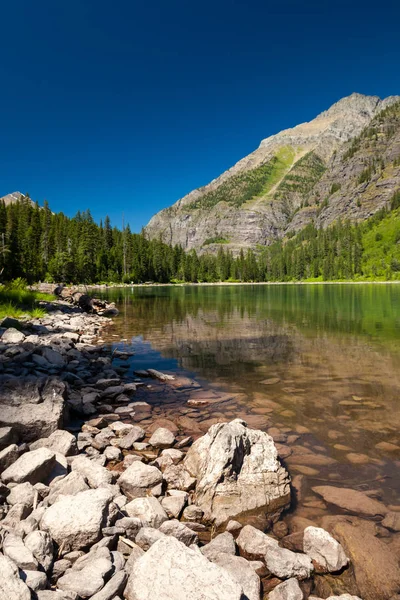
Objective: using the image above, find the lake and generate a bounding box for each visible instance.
[98,283,400,515]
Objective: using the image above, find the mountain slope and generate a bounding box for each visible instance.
[145,93,400,253]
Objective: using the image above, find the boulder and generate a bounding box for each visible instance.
[57,554,113,598]
[124,496,168,528]
[117,426,145,449]
[25,530,54,572]
[184,419,290,525]
[303,526,349,573]
[118,462,163,499]
[1,448,56,485]
[71,455,114,488]
[161,493,187,518]
[159,519,199,546]
[201,532,236,560]
[265,545,313,580]
[123,536,245,600]
[0,553,31,600]
[40,488,113,552]
[211,553,261,600]
[269,578,304,600]
[148,427,176,449]
[0,378,66,442]
[7,481,35,506]
[3,533,38,570]
[135,527,166,550]
[33,430,78,456]
[20,569,48,592]
[236,524,278,560]
[163,464,196,491]
[0,443,20,471]
[312,486,387,518]
[90,571,128,600]
[48,471,90,504]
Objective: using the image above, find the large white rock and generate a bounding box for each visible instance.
[184,419,290,524]
[303,526,349,573]
[57,554,113,597]
[124,496,168,528]
[47,471,89,504]
[265,545,313,580]
[31,430,77,456]
[1,448,56,485]
[40,488,113,551]
[0,553,31,600]
[148,427,176,449]
[124,536,245,600]
[118,462,163,499]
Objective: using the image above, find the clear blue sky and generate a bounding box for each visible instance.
[1,0,399,231]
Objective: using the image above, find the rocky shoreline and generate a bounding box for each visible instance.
[0,299,399,599]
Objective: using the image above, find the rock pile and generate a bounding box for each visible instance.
[0,301,394,599]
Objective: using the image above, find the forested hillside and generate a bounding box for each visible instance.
[1,191,399,284]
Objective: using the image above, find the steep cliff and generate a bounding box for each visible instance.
[145,93,400,254]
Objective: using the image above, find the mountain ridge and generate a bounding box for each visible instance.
[145,93,400,254]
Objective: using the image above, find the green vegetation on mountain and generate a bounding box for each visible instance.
[189,146,295,210]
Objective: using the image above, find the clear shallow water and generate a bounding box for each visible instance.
[98,284,400,511]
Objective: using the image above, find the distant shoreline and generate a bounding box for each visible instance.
[85,279,400,289]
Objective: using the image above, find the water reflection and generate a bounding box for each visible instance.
[99,284,400,506]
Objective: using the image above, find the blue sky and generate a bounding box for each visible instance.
[1,0,399,231]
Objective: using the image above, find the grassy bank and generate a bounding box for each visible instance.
[0,281,54,320]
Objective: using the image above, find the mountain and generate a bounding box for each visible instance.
[0,192,33,207]
[145,93,400,254]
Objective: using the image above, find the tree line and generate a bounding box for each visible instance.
[0,194,399,284]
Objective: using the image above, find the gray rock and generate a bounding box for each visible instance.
[0,426,17,449]
[3,533,38,570]
[25,530,54,572]
[71,455,114,488]
[114,517,142,540]
[0,443,20,471]
[125,543,145,569]
[163,463,196,491]
[104,445,122,461]
[119,462,163,499]
[1,447,56,485]
[124,496,168,528]
[184,419,290,525]
[269,578,304,600]
[34,430,78,456]
[1,502,31,528]
[182,504,204,522]
[148,427,176,449]
[211,553,260,600]
[135,527,166,550]
[303,526,349,573]
[90,571,128,600]
[48,471,90,504]
[58,554,113,598]
[265,545,313,580]
[7,481,35,507]
[117,426,145,449]
[0,378,66,442]
[20,569,48,591]
[159,519,199,546]
[109,422,135,436]
[201,531,236,560]
[42,347,66,366]
[236,524,278,560]
[124,536,245,600]
[40,488,113,552]
[0,553,31,600]
[36,590,79,599]
[161,494,187,518]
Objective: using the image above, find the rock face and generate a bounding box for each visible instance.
[124,536,245,600]
[184,419,290,525]
[145,93,400,254]
[0,378,66,442]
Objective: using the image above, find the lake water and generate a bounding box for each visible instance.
[98,284,400,515]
